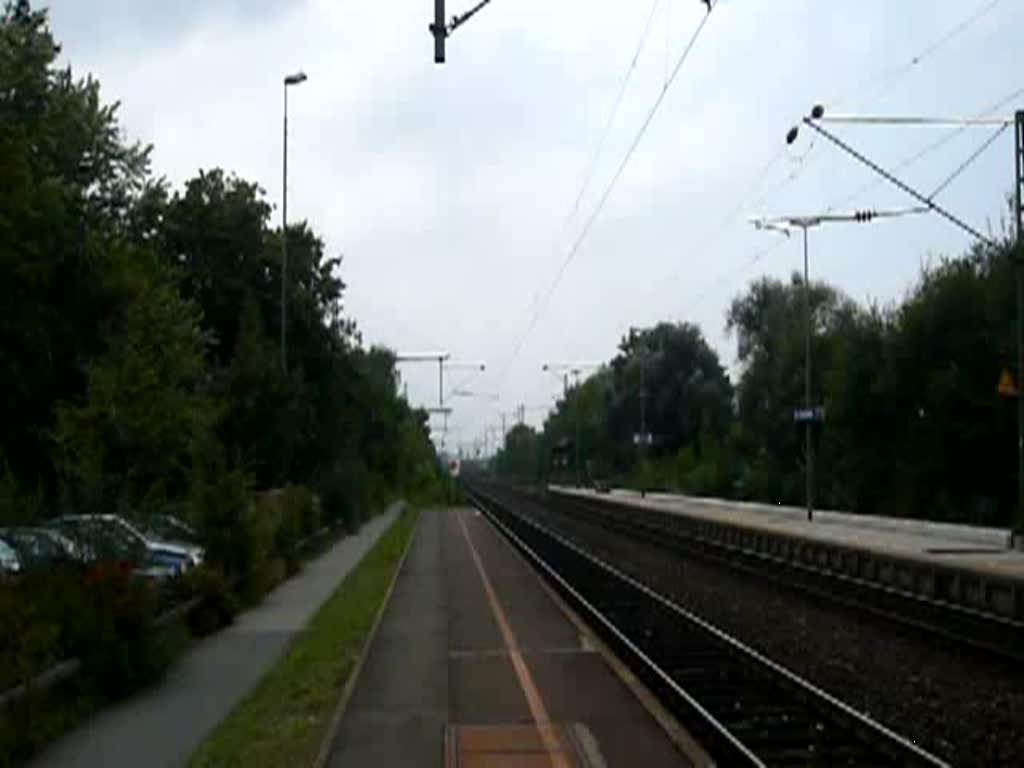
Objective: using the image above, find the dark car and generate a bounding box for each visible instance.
[0,527,82,572]
[51,515,196,581]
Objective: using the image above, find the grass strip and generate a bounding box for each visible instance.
[187,507,420,768]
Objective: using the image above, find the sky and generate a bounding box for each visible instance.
[44,0,1024,457]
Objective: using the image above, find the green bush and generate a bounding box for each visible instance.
[177,566,240,637]
[193,462,255,583]
[0,583,61,693]
[317,460,372,532]
[66,565,171,697]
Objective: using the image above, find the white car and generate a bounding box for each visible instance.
[53,515,204,578]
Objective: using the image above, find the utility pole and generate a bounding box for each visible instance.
[431,0,446,63]
[430,0,497,64]
[751,206,928,521]
[640,351,647,497]
[629,327,650,498]
[281,71,307,371]
[1014,110,1024,546]
[801,225,813,521]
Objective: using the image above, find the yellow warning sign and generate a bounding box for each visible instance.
[998,368,1017,398]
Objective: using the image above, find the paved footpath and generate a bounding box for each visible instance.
[327,507,691,767]
[32,505,401,768]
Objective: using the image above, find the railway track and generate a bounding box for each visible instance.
[466,483,949,768]
[542,487,1024,663]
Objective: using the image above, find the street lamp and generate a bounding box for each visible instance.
[750,205,927,521]
[281,70,308,372]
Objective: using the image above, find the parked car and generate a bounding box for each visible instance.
[0,538,21,575]
[0,527,82,571]
[51,515,202,580]
[143,514,200,549]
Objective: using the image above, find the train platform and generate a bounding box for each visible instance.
[324,507,697,768]
[551,486,1024,620]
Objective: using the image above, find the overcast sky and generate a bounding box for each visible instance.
[45,0,1023,456]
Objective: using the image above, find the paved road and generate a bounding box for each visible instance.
[32,505,401,768]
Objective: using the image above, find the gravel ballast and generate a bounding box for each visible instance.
[491,488,1024,768]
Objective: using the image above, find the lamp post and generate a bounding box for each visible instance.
[750,205,928,520]
[281,70,307,372]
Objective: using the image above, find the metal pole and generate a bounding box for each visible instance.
[574,372,581,487]
[438,357,444,408]
[803,225,815,522]
[639,355,647,498]
[432,0,446,63]
[281,83,288,372]
[1014,110,1024,545]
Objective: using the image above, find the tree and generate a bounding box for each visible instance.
[727,274,857,503]
[54,253,211,516]
[496,424,543,483]
[0,3,153,496]
[608,323,733,467]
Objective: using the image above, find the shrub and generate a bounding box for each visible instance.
[193,462,254,583]
[0,582,61,693]
[177,566,240,637]
[66,565,171,697]
[317,460,372,532]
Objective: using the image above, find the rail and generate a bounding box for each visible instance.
[467,483,949,768]
[548,488,1024,661]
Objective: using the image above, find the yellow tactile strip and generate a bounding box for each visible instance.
[445,724,590,768]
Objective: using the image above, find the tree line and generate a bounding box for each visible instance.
[496,237,1022,528]
[0,2,440,530]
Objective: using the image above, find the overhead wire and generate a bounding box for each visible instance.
[501,7,716,369]
[825,86,1024,213]
[801,119,995,244]
[827,0,1004,111]
[926,123,1009,200]
[610,2,1014,360]
[667,84,1023,325]
[572,0,662,216]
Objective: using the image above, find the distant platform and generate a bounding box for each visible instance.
[324,507,696,768]
[551,486,1024,621]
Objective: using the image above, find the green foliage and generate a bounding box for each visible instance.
[1,4,435,525]
[177,566,240,637]
[0,7,438,763]
[498,240,1022,527]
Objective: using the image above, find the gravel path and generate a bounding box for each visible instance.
[497,488,1024,768]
